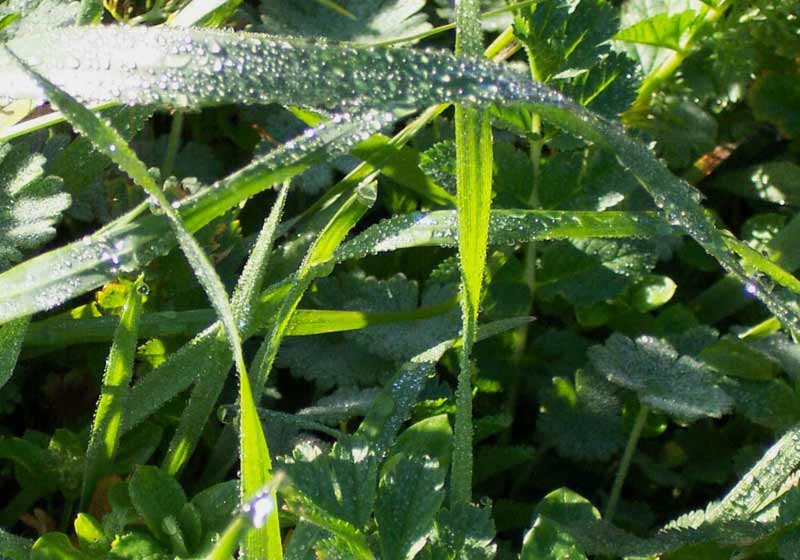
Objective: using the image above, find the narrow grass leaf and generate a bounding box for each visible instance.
[452,0,492,506]
[81,279,143,509]
[708,422,800,524]
[0,109,393,323]
[162,182,290,476]
[4,50,281,560]
[242,183,374,559]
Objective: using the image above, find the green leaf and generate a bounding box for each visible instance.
[259,0,431,44]
[422,503,496,560]
[0,528,32,560]
[616,0,703,77]
[81,279,143,508]
[537,239,658,307]
[537,368,625,461]
[748,70,800,138]
[282,436,377,530]
[128,466,189,547]
[31,533,91,560]
[589,333,734,422]
[710,162,800,207]
[0,142,69,272]
[108,531,169,560]
[708,423,800,524]
[0,316,27,391]
[521,515,587,560]
[614,8,699,50]
[390,414,453,474]
[376,455,445,560]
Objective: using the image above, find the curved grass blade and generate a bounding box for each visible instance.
[249,180,376,395]
[0,109,394,323]
[0,25,795,333]
[80,278,143,509]
[242,182,374,559]
[163,182,289,476]
[4,50,282,560]
[84,210,662,446]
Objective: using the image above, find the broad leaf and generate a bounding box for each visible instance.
[589,333,734,422]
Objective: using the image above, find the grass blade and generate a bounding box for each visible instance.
[163,182,289,476]
[80,278,143,509]
[453,0,492,506]
[4,48,282,560]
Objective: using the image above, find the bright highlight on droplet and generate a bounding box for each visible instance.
[745,282,758,296]
[241,489,275,528]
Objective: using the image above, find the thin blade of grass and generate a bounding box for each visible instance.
[4,49,282,560]
[80,278,143,509]
[451,0,491,507]
[163,182,289,476]
[250,180,376,396]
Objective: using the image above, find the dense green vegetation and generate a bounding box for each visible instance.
[0,0,799,558]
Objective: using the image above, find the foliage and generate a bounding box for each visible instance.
[0,1,799,560]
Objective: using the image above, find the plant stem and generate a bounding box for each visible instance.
[162,110,184,179]
[623,1,730,123]
[605,405,649,521]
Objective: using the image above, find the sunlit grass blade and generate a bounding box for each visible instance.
[4,49,281,560]
[242,182,374,558]
[452,0,493,507]
[0,317,28,391]
[163,182,289,476]
[708,422,800,524]
[80,278,143,509]
[0,109,393,323]
[249,180,376,395]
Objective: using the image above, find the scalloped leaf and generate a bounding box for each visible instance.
[589,333,734,422]
[0,142,69,272]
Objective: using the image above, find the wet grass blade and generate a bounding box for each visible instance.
[4,49,282,560]
[162,183,289,477]
[452,0,492,506]
[81,278,143,509]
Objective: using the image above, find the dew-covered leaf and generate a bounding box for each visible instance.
[514,0,638,119]
[537,368,625,461]
[0,0,78,42]
[375,454,445,560]
[589,333,733,422]
[128,466,189,547]
[281,436,377,530]
[536,239,658,307]
[0,142,69,272]
[259,0,431,44]
[421,503,497,560]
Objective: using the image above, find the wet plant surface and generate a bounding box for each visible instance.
[0,0,799,558]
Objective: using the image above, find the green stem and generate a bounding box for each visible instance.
[605,405,649,521]
[623,2,730,122]
[162,110,184,179]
